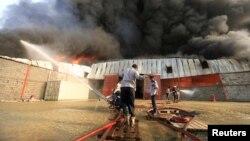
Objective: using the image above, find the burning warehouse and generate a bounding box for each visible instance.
[88,58,250,101]
[2,0,250,140]
[2,55,250,102]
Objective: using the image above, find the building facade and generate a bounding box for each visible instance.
[88,58,250,101]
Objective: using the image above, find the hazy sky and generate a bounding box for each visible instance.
[0,0,45,20]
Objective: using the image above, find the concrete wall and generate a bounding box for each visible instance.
[44,81,89,100]
[220,72,250,101]
[0,58,28,100]
[44,81,60,100]
[27,66,50,99]
[179,86,225,101]
[0,57,91,101]
[58,81,89,100]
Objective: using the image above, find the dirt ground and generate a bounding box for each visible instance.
[1,100,250,141]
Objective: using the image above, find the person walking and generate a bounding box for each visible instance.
[149,75,159,116]
[172,86,179,103]
[165,87,171,101]
[119,64,143,128]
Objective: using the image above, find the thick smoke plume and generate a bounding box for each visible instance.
[1,0,250,62]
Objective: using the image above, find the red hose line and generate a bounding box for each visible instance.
[74,121,116,141]
[74,113,121,141]
[20,64,31,101]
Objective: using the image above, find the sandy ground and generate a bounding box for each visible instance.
[1,100,250,141]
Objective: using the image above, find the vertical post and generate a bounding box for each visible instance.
[44,70,52,100]
[20,64,31,101]
[176,59,181,101]
[219,79,228,100]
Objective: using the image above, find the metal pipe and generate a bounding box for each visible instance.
[219,78,228,100]
[20,64,31,101]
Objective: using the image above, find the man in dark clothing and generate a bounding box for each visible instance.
[172,86,179,103]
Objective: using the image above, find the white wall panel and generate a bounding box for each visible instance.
[194,59,202,75]
[156,59,162,75]
[182,59,190,77]
[188,59,197,76]
[171,59,179,78]
[88,58,250,79]
[176,59,184,77]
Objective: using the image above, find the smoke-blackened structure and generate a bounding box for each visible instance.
[1,0,250,62]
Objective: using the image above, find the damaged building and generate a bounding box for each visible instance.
[88,58,250,101]
[1,55,250,102]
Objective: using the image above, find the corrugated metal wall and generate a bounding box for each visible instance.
[88,58,250,79]
[91,58,250,101]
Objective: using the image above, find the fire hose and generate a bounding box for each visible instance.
[74,112,122,141]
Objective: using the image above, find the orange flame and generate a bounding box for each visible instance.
[55,55,67,61]
[71,56,96,64]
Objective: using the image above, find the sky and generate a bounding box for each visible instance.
[0,0,45,20]
[1,0,250,60]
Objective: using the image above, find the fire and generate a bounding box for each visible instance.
[55,55,67,61]
[55,54,96,64]
[71,56,96,64]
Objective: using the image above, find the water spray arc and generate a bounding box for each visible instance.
[20,40,108,102]
[180,89,196,96]
[20,40,59,66]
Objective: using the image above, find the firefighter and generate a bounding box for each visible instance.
[119,64,143,128]
[165,87,171,101]
[172,86,178,103]
[149,75,159,116]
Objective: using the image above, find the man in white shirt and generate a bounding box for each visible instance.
[119,64,143,128]
[149,75,159,116]
[166,87,171,100]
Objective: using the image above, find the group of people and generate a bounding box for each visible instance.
[165,86,180,103]
[112,63,180,131]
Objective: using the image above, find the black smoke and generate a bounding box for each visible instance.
[1,0,250,61]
